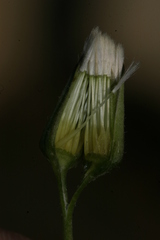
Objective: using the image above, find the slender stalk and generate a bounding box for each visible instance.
[63,173,93,240]
[54,159,95,240]
[63,214,73,240]
[56,167,68,220]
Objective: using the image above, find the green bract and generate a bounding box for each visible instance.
[84,77,124,178]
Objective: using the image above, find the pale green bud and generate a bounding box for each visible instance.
[81,28,139,177]
[40,67,87,170]
[40,27,139,175]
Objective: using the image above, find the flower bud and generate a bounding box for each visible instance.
[40,67,87,170]
[82,28,125,176]
[40,27,139,174]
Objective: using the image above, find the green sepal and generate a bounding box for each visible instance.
[84,84,124,180]
[110,84,124,164]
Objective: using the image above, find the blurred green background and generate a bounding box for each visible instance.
[0,0,160,239]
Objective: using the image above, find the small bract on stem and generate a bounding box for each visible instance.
[40,27,139,240]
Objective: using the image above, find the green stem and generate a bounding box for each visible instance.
[63,174,92,240]
[54,161,95,240]
[56,167,68,220]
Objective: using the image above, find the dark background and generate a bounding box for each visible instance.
[0,0,160,239]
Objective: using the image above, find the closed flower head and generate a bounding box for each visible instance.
[81,28,124,164]
[41,27,139,174]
